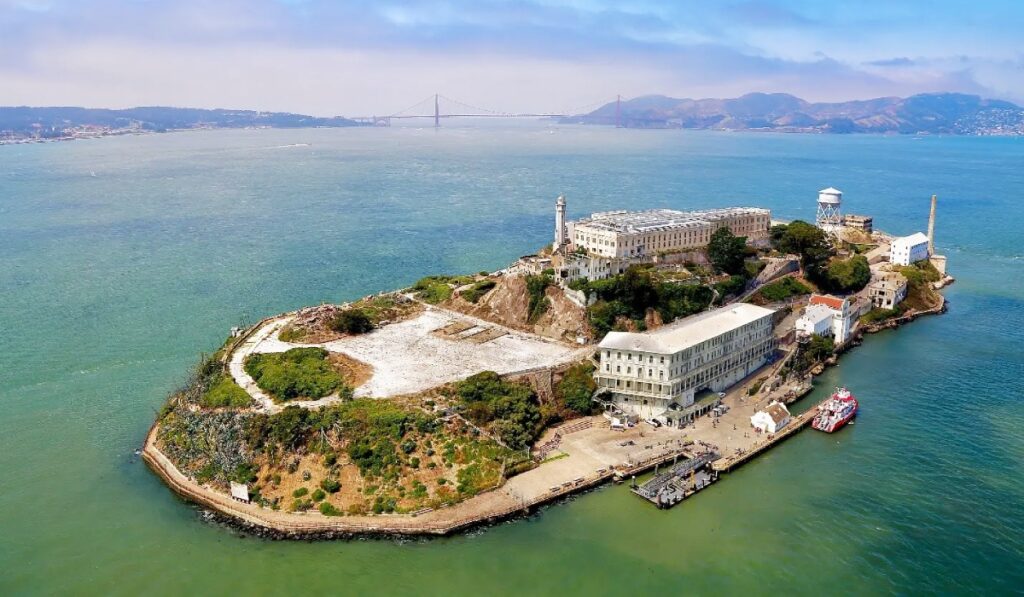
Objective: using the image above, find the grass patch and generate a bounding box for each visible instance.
[461,279,497,304]
[244,347,346,402]
[199,374,252,408]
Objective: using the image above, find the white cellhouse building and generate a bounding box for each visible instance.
[594,303,777,425]
[568,207,772,259]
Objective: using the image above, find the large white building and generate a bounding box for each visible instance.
[890,232,930,266]
[569,207,771,259]
[594,303,776,425]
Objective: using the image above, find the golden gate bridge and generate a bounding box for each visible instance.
[352,94,622,127]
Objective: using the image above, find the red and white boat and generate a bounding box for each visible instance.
[811,387,858,433]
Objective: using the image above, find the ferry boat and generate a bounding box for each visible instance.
[811,387,858,433]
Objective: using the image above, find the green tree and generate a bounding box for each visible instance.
[332,309,373,334]
[707,227,747,275]
[556,363,598,414]
[776,221,833,278]
[825,255,871,292]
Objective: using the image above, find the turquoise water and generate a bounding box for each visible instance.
[1,126,1023,595]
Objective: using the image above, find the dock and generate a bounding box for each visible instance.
[630,451,719,508]
[711,401,822,472]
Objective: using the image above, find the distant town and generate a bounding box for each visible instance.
[142,184,952,537]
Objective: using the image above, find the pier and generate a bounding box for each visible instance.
[711,402,821,472]
[631,451,720,508]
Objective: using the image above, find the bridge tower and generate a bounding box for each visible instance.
[434,93,440,128]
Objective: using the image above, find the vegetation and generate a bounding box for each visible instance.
[861,306,904,324]
[793,334,835,372]
[824,255,871,293]
[554,362,598,415]
[751,277,811,303]
[331,308,373,334]
[707,227,748,275]
[199,374,252,408]
[319,478,341,493]
[412,275,476,304]
[898,260,943,311]
[455,371,541,450]
[243,347,347,402]
[277,325,307,343]
[461,279,496,304]
[582,266,714,336]
[525,273,553,323]
[713,275,747,303]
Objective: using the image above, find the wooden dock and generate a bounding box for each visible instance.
[711,401,822,472]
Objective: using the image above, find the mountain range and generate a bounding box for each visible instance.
[567,92,1024,135]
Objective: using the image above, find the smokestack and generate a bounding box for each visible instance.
[927,195,937,255]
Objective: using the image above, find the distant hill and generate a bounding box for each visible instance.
[566,92,1024,135]
[0,106,364,140]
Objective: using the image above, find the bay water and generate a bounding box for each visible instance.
[1,125,1022,594]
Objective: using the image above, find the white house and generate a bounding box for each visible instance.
[750,401,791,434]
[890,232,930,266]
[795,303,833,337]
[795,294,854,345]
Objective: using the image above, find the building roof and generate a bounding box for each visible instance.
[230,482,250,502]
[574,207,770,235]
[869,273,908,291]
[766,402,790,424]
[892,232,929,247]
[798,303,833,324]
[809,294,846,310]
[598,303,775,354]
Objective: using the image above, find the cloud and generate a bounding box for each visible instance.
[0,0,1022,111]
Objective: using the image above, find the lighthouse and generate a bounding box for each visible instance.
[554,194,567,249]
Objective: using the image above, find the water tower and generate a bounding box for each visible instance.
[816,187,843,236]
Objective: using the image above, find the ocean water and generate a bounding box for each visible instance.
[1,125,1023,595]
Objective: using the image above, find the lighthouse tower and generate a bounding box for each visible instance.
[816,187,843,237]
[554,194,567,249]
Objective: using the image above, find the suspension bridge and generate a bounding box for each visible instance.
[351,94,623,127]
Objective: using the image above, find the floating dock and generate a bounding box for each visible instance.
[630,451,719,508]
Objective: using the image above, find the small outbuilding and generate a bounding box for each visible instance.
[230,482,250,503]
[750,401,791,434]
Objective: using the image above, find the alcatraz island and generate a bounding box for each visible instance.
[143,189,953,538]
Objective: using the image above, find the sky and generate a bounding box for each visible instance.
[1,0,1022,115]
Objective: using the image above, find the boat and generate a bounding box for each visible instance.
[811,387,858,433]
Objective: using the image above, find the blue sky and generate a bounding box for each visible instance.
[1,0,1021,115]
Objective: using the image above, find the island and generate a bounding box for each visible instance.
[143,188,953,538]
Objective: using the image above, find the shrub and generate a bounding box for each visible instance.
[200,374,252,408]
[456,371,541,450]
[323,452,337,466]
[292,487,309,498]
[290,498,313,512]
[278,325,307,343]
[556,363,598,415]
[755,277,811,303]
[320,478,341,493]
[243,347,345,402]
[824,255,871,292]
[319,502,341,516]
[525,274,553,323]
[331,309,373,334]
[412,276,456,304]
[312,488,326,502]
[461,279,496,303]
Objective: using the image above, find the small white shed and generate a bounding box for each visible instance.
[750,401,791,434]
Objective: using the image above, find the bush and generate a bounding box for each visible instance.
[456,371,541,450]
[292,487,309,498]
[754,277,811,303]
[525,274,553,323]
[319,502,341,516]
[290,498,313,512]
[312,488,326,502]
[278,325,307,343]
[556,363,598,415]
[824,255,871,293]
[331,309,373,334]
[243,347,345,402]
[461,279,496,303]
[320,478,341,493]
[199,374,252,408]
